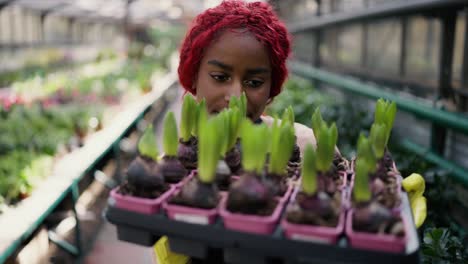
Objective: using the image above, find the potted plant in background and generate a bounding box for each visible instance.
[111,124,175,214]
[164,111,225,225]
[281,112,346,244]
[220,120,284,235]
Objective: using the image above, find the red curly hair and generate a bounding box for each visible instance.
[178,0,291,98]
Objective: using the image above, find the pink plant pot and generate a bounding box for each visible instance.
[110,185,176,215]
[163,179,222,225]
[281,186,347,244]
[345,209,407,253]
[278,183,294,204]
[219,195,284,235]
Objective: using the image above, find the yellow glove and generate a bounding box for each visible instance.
[153,236,189,264]
[402,173,427,228]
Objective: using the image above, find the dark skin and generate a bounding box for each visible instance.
[193,28,322,156]
[195,29,272,122]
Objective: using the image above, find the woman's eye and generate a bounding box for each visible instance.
[210,74,230,82]
[244,79,264,88]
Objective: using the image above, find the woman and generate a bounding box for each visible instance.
[177,0,316,155]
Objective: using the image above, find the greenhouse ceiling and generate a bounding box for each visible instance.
[4,0,203,24]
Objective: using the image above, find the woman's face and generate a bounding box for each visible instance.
[195,29,271,121]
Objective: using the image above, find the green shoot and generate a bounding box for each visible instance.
[192,98,206,137]
[227,107,243,152]
[356,133,377,172]
[240,92,247,118]
[301,144,317,195]
[195,99,208,137]
[228,93,247,118]
[217,109,230,155]
[138,124,158,160]
[353,133,376,202]
[229,95,240,110]
[198,115,224,183]
[240,120,269,174]
[369,123,387,159]
[353,158,373,202]
[163,112,178,157]
[180,95,196,142]
[268,121,295,175]
[374,98,397,147]
[316,122,338,172]
[311,108,324,140]
[281,106,295,127]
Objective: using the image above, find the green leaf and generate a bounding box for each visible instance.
[356,133,377,173]
[268,122,295,174]
[198,115,224,183]
[374,99,397,148]
[384,101,397,146]
[195,99,208,137]
[374,98,387,126]
[138,124,158,160]
[163,112,179,156]
[226,107,242,151]
[239,92,247,118]
[301,144,317,195]
[229,95,239,109]
[282,106,295,126]
[353,158,372,202]
[193,98,206,137]
[316,122,338,172]
[369,123,387,159]
[218,109,230,155]
[241,120,269,174]
[311,107,323,140]
[180,95,196,141]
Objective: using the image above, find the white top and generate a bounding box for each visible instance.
[260,115,317,156]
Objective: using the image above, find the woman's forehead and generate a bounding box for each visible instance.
[202,30,271,70]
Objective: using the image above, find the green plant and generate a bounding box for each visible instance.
[421,227,468,264]
[180,95,197,142]
[198,115,225,183]
[163,112,178,157]
[301,144,317,195]
[240,120,269,174]
[138,124,158,160]
[353,134,376,202]
[267,76,373,157]
[311,108,338,173]
[268,118,295,175]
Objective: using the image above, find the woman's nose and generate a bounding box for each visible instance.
[225,80,242,101]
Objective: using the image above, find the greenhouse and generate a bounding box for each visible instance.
[0,0,467,263]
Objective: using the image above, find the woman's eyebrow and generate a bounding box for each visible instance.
[246,67,270,75]
[207,59,270,75]
[207,60,233,71]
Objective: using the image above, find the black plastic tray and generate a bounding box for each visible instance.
[105,191,420,264]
